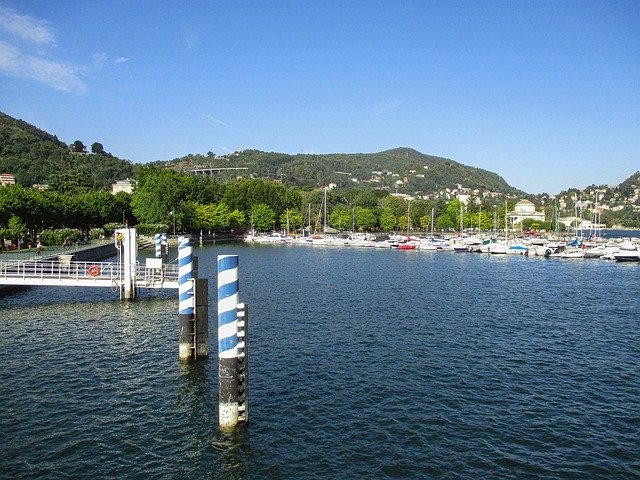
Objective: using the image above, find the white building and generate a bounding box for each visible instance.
[0,173,16,186]
[112,179,135,194]
[509,200,545,225]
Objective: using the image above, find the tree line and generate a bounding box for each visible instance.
[0,166,518,247]
[3,165,637,249]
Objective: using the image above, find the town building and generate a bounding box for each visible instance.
[509,199,545,225]
[111,179,135,194]
[0,173,16,186]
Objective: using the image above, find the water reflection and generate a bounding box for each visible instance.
[210,428,251,480]
[178,360,252,479]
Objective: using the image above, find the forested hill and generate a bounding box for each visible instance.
[0,111,134,191]
[158,147,524,195]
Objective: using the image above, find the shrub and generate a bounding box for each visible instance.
[103,223,126,236]
[39,228,82,246]
[89,227,105,239]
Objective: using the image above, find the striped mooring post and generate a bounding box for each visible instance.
[161,232,168,263]
[217,255,249,428]
[178,237,195,360]
[154,233,161,258]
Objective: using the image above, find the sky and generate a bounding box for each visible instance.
[0,1,638,195]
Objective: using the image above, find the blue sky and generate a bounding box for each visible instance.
[0,1,638,195]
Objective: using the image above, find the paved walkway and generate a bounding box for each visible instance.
[0,239,114,262]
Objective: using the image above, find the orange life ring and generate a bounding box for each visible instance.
[88,265,100,277]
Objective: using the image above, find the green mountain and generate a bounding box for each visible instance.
[0,111,134,190]
[158,147,525,196]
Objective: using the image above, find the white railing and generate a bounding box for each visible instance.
[0,259,179,285]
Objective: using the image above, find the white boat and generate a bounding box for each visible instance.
[613,249,640,261]
[506,244,529,255]
[479,238,498,253]
[253,232,292,244]
[488,241,508,255]
[559,249,585,259]
[418,237,448,251]
[612,240,640,261]
[344,233,377,248]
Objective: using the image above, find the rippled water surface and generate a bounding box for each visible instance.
[1,244,639,479]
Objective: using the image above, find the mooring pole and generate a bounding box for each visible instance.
[178,237,195,360]
[218,255,240,428]
[154,233,161,258]
[161,232,168,264]
[115,227,137,300]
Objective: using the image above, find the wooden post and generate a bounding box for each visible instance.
[194,278,209,358]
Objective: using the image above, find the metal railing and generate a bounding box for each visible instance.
[0,259,179,286]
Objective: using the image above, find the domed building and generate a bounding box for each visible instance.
[509,200,545,225]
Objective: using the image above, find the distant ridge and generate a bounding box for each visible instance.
[2,110,637,201]
[159,146,525,196]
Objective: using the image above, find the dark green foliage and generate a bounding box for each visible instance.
[91,142,104,154]
[0,111,135,190]
[0,184,133,234]
[131,165,224,226]
[159,147,524,196]
[602,206,640,228]
[135,223,170,235]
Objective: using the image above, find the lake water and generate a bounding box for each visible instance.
[1,244,639,479]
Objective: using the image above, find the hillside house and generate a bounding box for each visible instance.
[0,173,16,186]
[112,178,135,194]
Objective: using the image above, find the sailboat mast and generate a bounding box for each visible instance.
[323,188,327,236]
[431,207,434,237]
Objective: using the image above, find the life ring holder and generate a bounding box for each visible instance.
[88,265,101,277]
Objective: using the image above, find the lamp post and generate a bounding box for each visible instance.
[172,206,176,236]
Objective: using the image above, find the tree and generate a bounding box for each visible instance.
[72,140,86,153]
[446,198,462,229]
[329,206,352,231]
[131,166,186,224]
[251,203,276,232]
[355,207,376,231]
[436,214,454,230]
[223,179,296,219]
[6,215,27,249]
[228,209,246,229]
[47,169,95,194]
[419,214,431,231]
[380,195,408,218]
[279,209,303,233]
[472,211,492,231]
[91,142,104,154]
[379,207,396,231]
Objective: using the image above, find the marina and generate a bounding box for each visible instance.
[246,229,640,262]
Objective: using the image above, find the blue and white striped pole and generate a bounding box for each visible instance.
[178,237,194,359]
[161,232,168,263]
[154,233,161,258]
[218,254,240,428]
